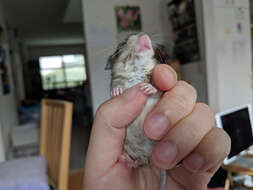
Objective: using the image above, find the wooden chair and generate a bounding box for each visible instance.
[40,99,73,190]
[223,155,253,190]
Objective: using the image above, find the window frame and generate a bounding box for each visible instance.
[39,54,87,91]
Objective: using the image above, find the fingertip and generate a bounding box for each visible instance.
[99,84,148,128]
[181,128,231,174]
[143,113,170,141]
[153,64,177,91]
[122,83,147,102]
[151,140,178,170]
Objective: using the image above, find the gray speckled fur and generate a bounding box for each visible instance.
[124,93,160,165]
[110,34,161,166]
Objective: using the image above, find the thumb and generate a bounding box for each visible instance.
[85,84,147,178]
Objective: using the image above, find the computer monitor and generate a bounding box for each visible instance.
[216,104,253,165]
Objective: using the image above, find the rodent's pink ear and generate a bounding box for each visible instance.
[136,34,151,53]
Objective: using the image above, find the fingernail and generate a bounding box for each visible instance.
[183,153,205,172]
[123,86,140,101]
[158,66,176,82]
[153,140,178,167]
[145,113,169,140]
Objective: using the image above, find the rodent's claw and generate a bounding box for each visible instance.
[119,153,138,168]
[111,87,123,97]
[140,83,157,95]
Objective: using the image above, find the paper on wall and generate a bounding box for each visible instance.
[215,7,234,65]
[215,5,250,65]
[232,41,246,65]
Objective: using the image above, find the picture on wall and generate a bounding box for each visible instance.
[115,6,142,32]
[168,0,200,63]
[0,26,10,95]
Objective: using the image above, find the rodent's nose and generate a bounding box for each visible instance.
[137,34,151,53]
[138,34,150,42]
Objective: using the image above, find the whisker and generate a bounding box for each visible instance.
[95,44,120,56]
[152,41,163,49]
[151,38,168,45]
[155,46,166,64]
[96,42,128,57]
[150,34,168,41]
[151,33,170,38]
[96,47,116,55]
[158,51,165,64]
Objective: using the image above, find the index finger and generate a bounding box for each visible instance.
[84,85,148,180]
[152,64,178,91]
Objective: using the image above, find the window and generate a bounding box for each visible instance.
[39,54,87,90]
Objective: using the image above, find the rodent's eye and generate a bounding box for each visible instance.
[122,55,129,63]
[128,35,138,43]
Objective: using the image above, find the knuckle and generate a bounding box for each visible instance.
[166,81,197,114]
[212,128,232,157]
[95,102,112,125]
[195,103,215,123]
[219,128,232,157]
[96,100,128,129]
[163,94,192,122]
[96,103,107,120]
[176,81,197,103]
[178,81,197,96]
[173,94,191,113]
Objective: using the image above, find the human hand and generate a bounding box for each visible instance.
[83,65,231,190]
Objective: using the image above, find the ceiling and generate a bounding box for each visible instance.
[2,0,83,41]
[64,0,83,23]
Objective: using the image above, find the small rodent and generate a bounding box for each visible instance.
[106,33,167,190]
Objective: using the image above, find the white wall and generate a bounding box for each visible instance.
[63,0,83,23]
[0,1,19,150]
[82,0,174,114]
[202,0,252,112]
[7,30,26,103]
[26,44,86,60]
[180,0,208,104]
[181,63,207,103]
[0,125,5,162]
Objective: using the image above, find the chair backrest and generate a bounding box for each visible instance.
[40,99,73,190]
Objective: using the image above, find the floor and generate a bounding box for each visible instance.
[69,124,91,170]
[68,169,84,190]
[68,124,91,190]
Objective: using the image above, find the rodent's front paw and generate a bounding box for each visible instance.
[119,153,138,168]
[140,83,157,95]
[111,87,123,97]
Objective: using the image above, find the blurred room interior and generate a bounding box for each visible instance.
[0,0,253,189]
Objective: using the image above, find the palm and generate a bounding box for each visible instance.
[95,162,213,190]
[97,163,160,190]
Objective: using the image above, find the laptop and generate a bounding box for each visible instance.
[216,104,253,168]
